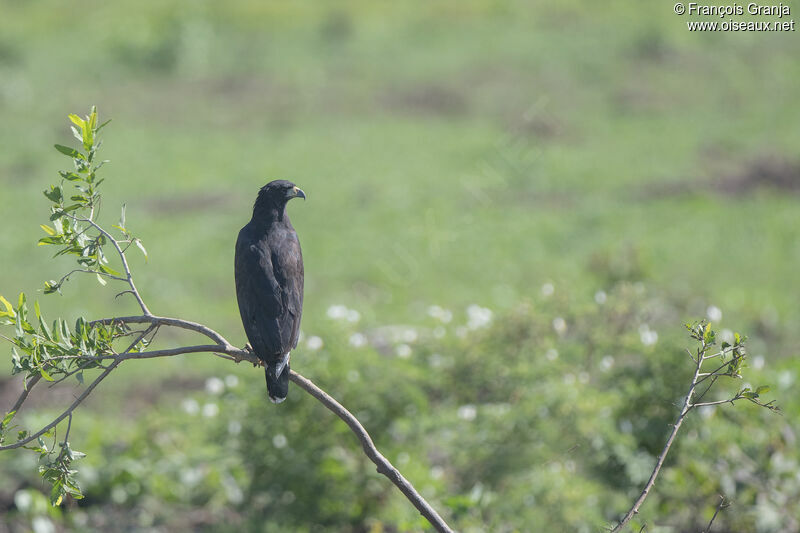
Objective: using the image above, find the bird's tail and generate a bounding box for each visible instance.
[265,354,290,404]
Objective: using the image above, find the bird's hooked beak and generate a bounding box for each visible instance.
[291,186,306,200]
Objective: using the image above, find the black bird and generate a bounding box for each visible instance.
[235,180,305,403]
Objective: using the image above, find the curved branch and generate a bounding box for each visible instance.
[90,315,230,346]
[289,370,454,533]
[1,328,453,531]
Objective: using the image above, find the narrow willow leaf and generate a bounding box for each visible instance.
[40,224,57,236]
[96,273,107,286]
[135,239,148,262]
[54,144,84,159]
[0,295,15,318]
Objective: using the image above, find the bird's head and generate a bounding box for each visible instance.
[253,180,306,215]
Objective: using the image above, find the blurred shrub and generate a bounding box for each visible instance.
[3,280,794,532]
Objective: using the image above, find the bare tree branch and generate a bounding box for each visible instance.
[1,321,455,532]
[289,370,454,533]
[701,495,728,533]
[610,346,705,532]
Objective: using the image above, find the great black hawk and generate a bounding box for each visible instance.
[235,180,305,403]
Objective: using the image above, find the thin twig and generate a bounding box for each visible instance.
[610,348,705,532]
[289,370,454,533]
[0,326,152,451]
[0,360,121,451]
[73,215,151,316]
[701,495,728,533]
[6,375,42,418]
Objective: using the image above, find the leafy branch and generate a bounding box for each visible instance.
[609,321,779,532]
[0,108,454,533]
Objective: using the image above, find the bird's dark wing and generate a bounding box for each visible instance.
[271,232,304,351]
[235,230,285,359]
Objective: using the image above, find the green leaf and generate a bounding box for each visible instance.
[39,368,54,382]
[119,203,126,231]
[40,224,57,236]
[99,264,122,277]
[96,273,107,286]
[756,385,771,395]
[50,481,64,506]
[68,113,85,129]
[0,295,15,318]
[59,171,82,181]
[38,237,63,246]
[1,410,16,429]
[43,280,61,295]
[43,185,63,203]
[54,144,84,160]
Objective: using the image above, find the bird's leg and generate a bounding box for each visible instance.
[244,342,254,353]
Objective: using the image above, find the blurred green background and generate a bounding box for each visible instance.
[1,1,798,532]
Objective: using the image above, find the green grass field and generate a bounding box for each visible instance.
[1,1,799,531]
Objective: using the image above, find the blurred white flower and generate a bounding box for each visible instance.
[458,404,477,421]
[180,468,203,486]
[327,304,361,323]
[428,305,453,323]
[777,370,794,389]
[396,344,412,358]
[466,304,493,330]
[430,466,444,480]
[594,290,607,304]
[326,304,348,319]
[347,370,360,382]
[707,305,723,322]
[552,317,567,335]
[433,326,446,339]
[578,372,590,384]
[600,355,614,371]
[14,490,32,512]
[228,421,242,435]
[546,348,559,361]
[720,329,734,344]
[429,353,444,368]
[699,406,715,419]
[182,398,199,415]
[619,419,633,433]
[752,355,765,370]
[202,403,219,418]
[639,324,658,346]
[224,374,239,388]
[32,517,55,533]
[541,282,554,297]
[402,328,418,343]
[346,309,361,323]
[563,373,576,385]
[349,332,367,348]
[273,434,287,448]
[306,336,323,351]
[205,377,225,395]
